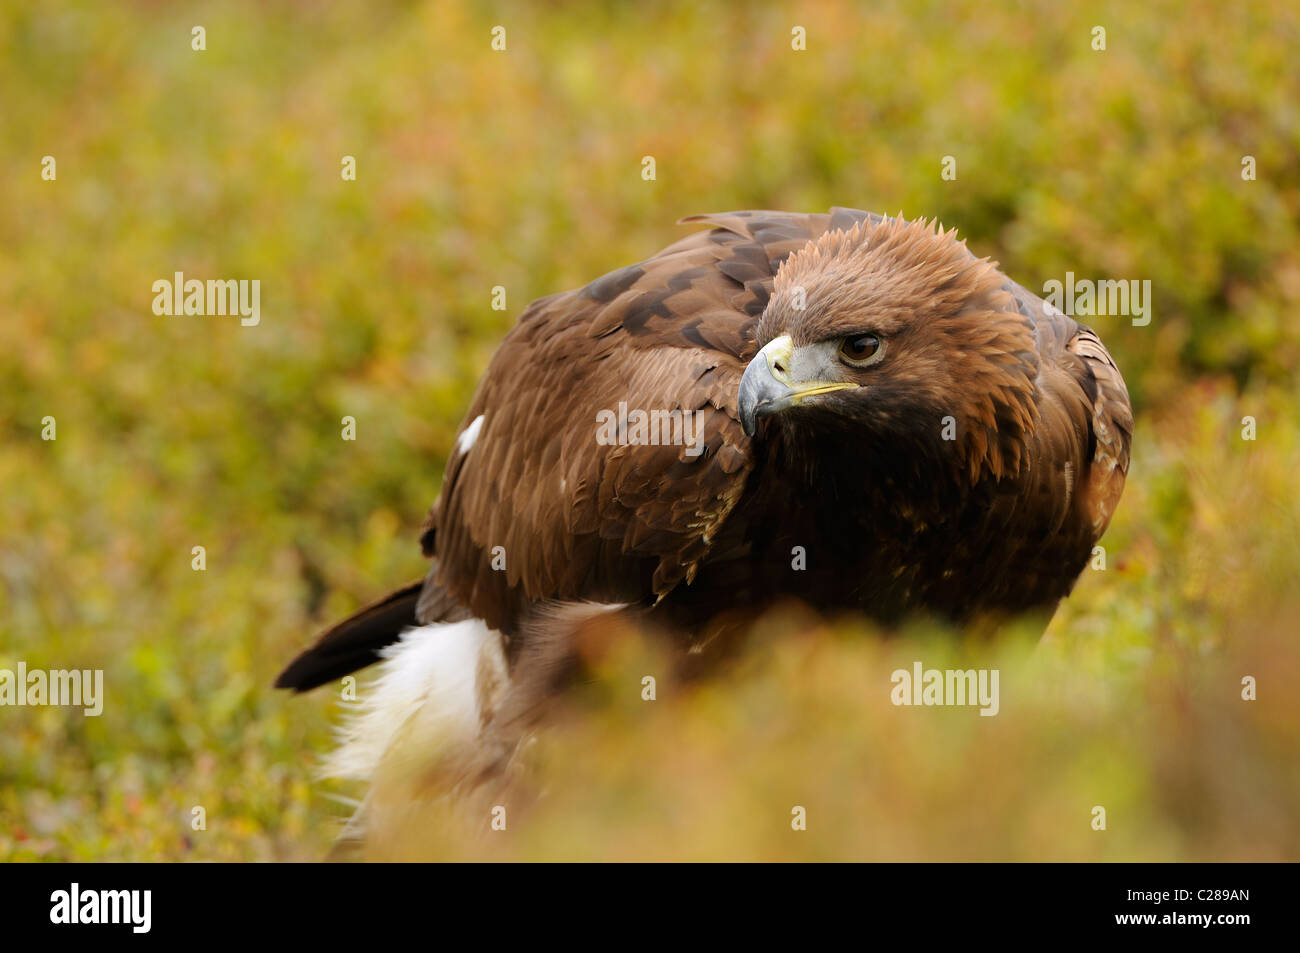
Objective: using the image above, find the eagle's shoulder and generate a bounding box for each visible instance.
[1003,279,1134,541]
[421,211,836,633]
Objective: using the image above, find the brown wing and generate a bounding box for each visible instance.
[421,210,843,637]
[1065,324,1133,538]
[1008,280,1134,550]
[934,280,1132,615]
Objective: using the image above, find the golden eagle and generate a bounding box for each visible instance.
[277,208,1131,813]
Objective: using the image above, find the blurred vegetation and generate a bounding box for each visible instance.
[1,0,1297,860]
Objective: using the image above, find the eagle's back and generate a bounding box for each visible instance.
[420,211,845,638]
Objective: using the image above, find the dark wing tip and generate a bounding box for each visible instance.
[274,656,348,693]
[274,581,423,693]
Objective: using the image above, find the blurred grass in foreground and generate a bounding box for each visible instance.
[1,1,1298,860]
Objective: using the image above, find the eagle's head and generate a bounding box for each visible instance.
[739,216,1041,484]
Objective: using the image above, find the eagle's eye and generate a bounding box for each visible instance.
[838,334,882,366]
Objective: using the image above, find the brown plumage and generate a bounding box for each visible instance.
[278,207,1132,698]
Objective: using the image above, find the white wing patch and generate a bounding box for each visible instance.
[456,414,485,455]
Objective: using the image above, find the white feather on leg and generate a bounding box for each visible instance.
[325,620,506,784]
[322,620,508,854]
[322,603,629,857]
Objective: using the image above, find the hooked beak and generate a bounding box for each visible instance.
[738,335,856,437]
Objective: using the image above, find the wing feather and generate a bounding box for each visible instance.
[423,211,838,636]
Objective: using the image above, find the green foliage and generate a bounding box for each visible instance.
[1,0,1296,860]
